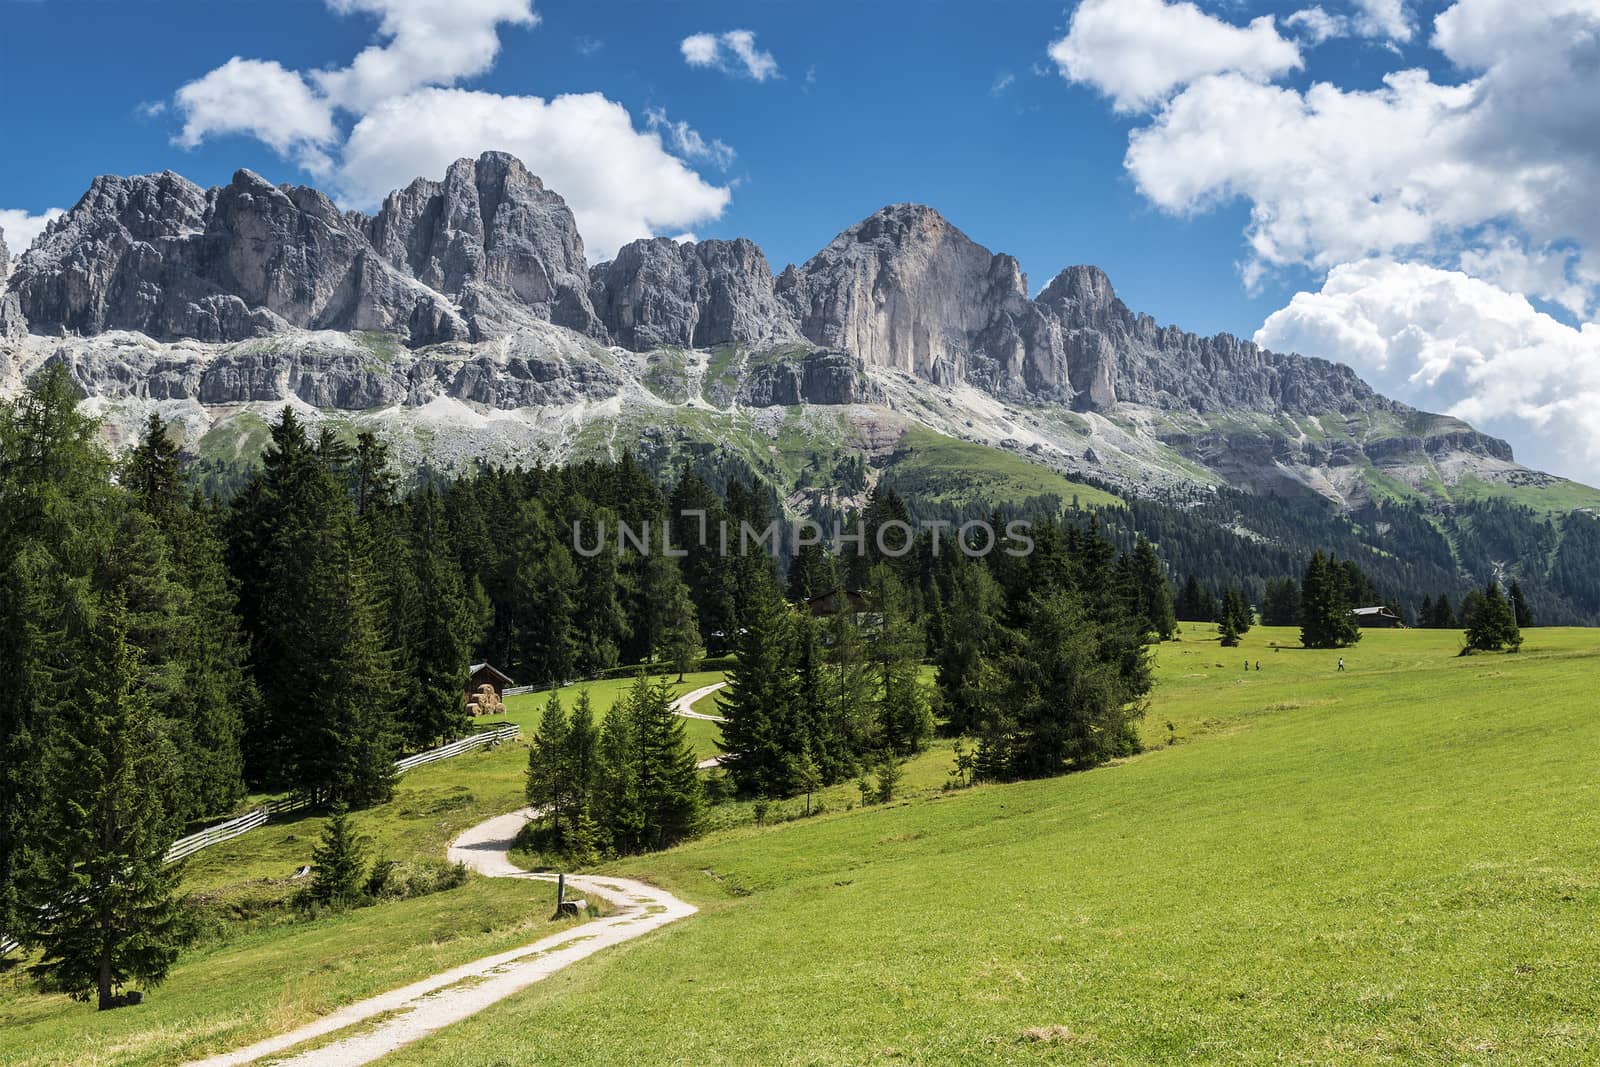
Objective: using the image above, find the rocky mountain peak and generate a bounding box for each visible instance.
[590,235,797,350]
[1038,265,1118,318]
[365,150,601,339]
[776,203,1039,389]
[0,224,9,279]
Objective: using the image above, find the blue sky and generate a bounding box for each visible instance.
[2,0,1599,482]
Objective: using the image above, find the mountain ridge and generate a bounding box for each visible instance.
[0,151,1587,522]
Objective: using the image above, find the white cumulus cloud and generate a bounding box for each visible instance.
[1116,1,1600,294]
[645,107,736,171]
[1256,259,1600,480]
[174,58,339,174]
[170,0,734,260]
[0,208,67,254]
[680,29,779,81]
[312,0,537,111]
[340,90,731,261]
[1048,0,1301,113]
[1284,7,1347,45]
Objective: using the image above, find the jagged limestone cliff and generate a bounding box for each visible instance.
[0,154,1570,512]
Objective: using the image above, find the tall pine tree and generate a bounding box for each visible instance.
[20,599,183,1010]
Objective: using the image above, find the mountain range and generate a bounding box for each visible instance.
[1,151,1594,526]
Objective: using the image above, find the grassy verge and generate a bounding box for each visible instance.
[0,879,585,1067]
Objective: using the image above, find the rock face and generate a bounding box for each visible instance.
[365,153,602,340]
[1034,264,1382,416]
[590,237,796,350]
[6,170,469,346]
[3,153,607,349]
[30,329,622,412]
[738,349,883,407]
[775,205,1066,401]
[776,205,1385,416]
[0,224,22,341]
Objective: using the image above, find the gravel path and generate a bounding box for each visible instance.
[671,680,727,722]
[185,809,696,1067]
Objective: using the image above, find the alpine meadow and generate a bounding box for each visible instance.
[4,0,1600,1064]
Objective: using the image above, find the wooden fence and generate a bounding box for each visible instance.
[0,723,520,959]
[392,723,519,772]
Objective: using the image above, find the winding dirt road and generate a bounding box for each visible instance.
[185,810,696,1067]
[671,680,727,721]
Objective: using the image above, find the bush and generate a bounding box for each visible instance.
[363,859,468,901]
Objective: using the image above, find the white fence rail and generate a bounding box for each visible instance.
[393,724,519,773]
[164,809,269,863]
[0,723,520,959]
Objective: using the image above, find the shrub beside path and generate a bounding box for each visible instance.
[185,809,696,1067]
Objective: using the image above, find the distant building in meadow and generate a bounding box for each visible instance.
[1350,606,1403,628]
[467,662,514,703]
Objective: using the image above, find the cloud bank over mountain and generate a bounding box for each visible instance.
[1052,0,1600,481]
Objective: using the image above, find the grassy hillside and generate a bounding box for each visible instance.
[7,629,1600,1065]
[882,426,1124,510]
[0,671,730,1066]
[386,626,1600,1066]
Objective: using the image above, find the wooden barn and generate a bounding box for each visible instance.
[467,662,514,701]
[1351,606,1403,628]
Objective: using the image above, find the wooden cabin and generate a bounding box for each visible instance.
[467,662,515,701]
[1351,606,1403,628]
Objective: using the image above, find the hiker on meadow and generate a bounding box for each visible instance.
[1337,657,1345,672]
[1255,661,1260,671]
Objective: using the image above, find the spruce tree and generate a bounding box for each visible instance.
[825,599,877,757]
[630,675,704,851]
[717,580,799,796]
[233,410,398,806]
[526,692,573,838]
[1130,537,1177,640]
[1300,551,1361,649]
[977,587,1149,780]
[20,600,183,1010]
[0,368,123,945]
[1176,574,1214,622]
[1465,581,1522,652]
[1219,611,1242,647]
[126,417,251,819]
[595,692,644,852]
[1221,587,1253,635]
[400,486,473,749]
[571,504,628,674]
[562,691,604,851]
[306,806,369,909]
[508,508,579,688]
[786,541,837,603]
[865,565,933,757]
[934,562,1001,736]
[656,569,701,681]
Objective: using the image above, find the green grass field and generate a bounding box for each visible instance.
[6,628,1600,1065]
[384,625,1600,1066]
